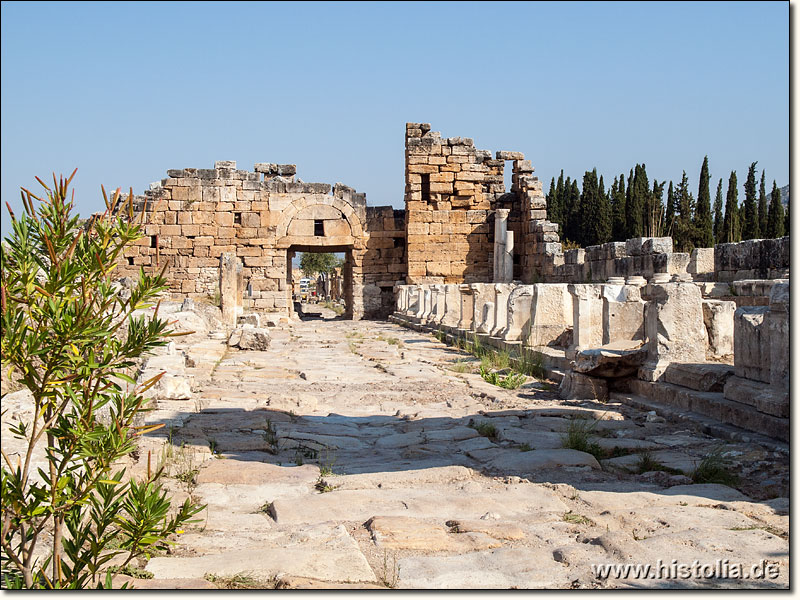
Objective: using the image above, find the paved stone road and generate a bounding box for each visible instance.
[10,304,785,589]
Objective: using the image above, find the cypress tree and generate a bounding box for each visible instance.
[554,170,565,231]
[546,177,556,222]
[767,180,785,238]
[563,176,581,245]
[694,156,713,247]
[713,178,724,244]
[722,171,739,243]
[665,181,676,237]
[625,168,634,239]
[597,174,611,244]
[612,173,627,241]
[674,171,695,252]
[742,162,759,239]
[785,192,790,236]
[626,164,647,239]
[651,179,665,237]
[758,170,768,238]
[580,169,599,246]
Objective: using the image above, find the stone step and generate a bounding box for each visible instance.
[617,382,789,446]
[662,362,733,392]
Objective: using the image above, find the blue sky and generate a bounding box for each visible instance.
[0,1,789,236]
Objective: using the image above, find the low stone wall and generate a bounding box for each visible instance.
[392,277,789,441]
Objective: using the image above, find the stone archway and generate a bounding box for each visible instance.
[276,196,367,319]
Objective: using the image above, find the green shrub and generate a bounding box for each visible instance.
[1,173,204,588]
[479,365,527,390]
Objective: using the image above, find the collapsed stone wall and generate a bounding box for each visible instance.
[404,123,555,284]
[114,161,405,319]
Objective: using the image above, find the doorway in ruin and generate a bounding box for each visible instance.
[286,246,355,320]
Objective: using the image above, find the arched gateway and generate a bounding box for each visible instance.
[115,161,405,319]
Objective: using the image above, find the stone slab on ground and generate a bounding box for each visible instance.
[147,524,375,583]
[397,548,573,589]
[489,448,601,472]
[366,516,501,552]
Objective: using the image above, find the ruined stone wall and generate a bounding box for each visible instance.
[550,236,790,285]
[114,161,405,319]
[404,123,557,285]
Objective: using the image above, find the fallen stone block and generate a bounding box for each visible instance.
[572,341,647,378]
[558,371,608,402]
[662,362,733,392]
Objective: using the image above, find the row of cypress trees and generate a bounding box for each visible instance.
[546,158,788,252]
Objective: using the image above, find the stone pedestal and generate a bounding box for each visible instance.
[702,300,735,358]
[457,284,475,331]
[567,284,603,358]
[768,282,789,391]
[529,284,572,347]
[733,306,770,383]
[441,284,461,328]
[470,284,495,334]
[490,283,514,338]
[602,284,645,345]
[501,285,535,342]
[640,283,707,382]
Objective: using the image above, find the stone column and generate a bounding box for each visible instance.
[395,285,407,313]
[219,253,241,327]
[490,283,514,338]
[567,284,603,358]
[640,282,707,381]
[493,209,510,283]
[503,230,514,283]
[457,284,475,331]
[501,285,535,342]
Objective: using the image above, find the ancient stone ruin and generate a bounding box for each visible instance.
[113,122,789,443]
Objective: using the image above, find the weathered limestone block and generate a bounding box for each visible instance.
[768,282,789,392]
[501,285,535,342]
[490,283,514,338]
[470,284,495,333]
[228,327,271,351]
[407,286,420,317]
[723,376,789,418]
[573,341,648,378]
[529,284,571,347]
[219,253,242,327]
[702,300,735,358]
[689,247,715,275]
[601,284,645,345]
[567,284,603,357]
[457,284,475,331]
[640,283,707,382]
[476,301,495,334]
[441,284,461,328]
[421,288,433,321]
[431,284,446,325]
[558,371,609,402]
[733,306,770,383]
[663,362,733,392]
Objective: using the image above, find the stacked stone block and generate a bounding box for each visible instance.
[114,160,405,320]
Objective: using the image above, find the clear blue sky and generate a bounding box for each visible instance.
[1,1,789,237]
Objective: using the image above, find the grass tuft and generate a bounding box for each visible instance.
[561,419,604,460]
[691,447,739,486]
